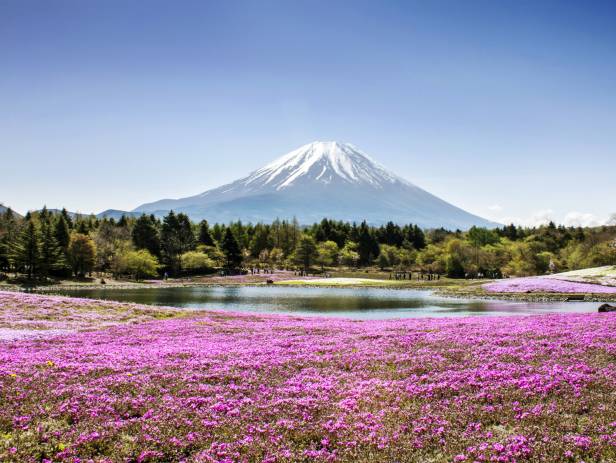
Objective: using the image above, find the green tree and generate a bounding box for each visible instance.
[293,235,318,272]
[198,220,215,246]
[93,219,131,273]
[340,242,360,267]
[221,228,243,270]
[39,220,64,278]
[0,207,20,272]
[250,224,272,257]
[67,233,97,277]
[54,215,71,250]
[467,226,499,248]
[444,238,473,277]
[357,221,379,265]
[160,211,195,274]
[132,214,160,257]
[114,249,159,280]
[380,244,401,268]
[181,251,215,274]
[269,247,284,268]
[12,220,41,279]
[315,240,339,270]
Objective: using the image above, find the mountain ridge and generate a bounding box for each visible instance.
[133,141,498,229]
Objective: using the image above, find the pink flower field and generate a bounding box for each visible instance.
[0,291,183,341]
[483,277,616,294]
[1,292,615,462]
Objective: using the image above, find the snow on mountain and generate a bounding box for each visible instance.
[242,141,400,190]
[133,141,499,229]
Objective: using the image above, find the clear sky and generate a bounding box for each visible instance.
[2,0,615,226]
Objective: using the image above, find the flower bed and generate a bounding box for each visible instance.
[1,293,615,462]
[483,276,616,294]
[0,291,182,341]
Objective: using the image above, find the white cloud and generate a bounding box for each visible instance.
[497,210,610,228]
[563,212,603,227]
[498,210,553,227]
[487,204,503,212]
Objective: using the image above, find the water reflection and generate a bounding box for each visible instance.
[55,286,598,319]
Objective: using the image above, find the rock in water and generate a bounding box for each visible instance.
[598,303,616,313]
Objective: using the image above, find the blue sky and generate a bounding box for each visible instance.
[2,0,615,226]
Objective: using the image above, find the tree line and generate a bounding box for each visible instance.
[0,205,615,282]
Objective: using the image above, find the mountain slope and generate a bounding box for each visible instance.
[134,141,498,229]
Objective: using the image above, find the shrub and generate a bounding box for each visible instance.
[180,251,215,274]
[114,249,159,280]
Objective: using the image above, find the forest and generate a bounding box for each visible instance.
[0,206,615,282]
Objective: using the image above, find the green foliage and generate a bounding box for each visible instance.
[94,220,131,273]
[467,226,499,248]
[54,215,71,249]
[160,211,195,274]
[293,234,318,271]
[339,242,360,267]
[0,207,20,271]
[357,221,379,265]
[132,215,161,257]
[180,251,215,273]
[221,228,243,270]
[39,220,64,277]
[1,207,615,281]
[197,220,215,246]
[67,233,97,277]
[11,220,41,279]
[114,249,159,280]
[315,240,339,269]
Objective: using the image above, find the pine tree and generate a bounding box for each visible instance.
[161,211,180,273]
[221,228,243,270]
[176,213,196,253]
[39,221,64,278]
[357,221,379,265]
[160,211,195,274]
[132,214,161,257]
[76,220,89,234]
[0,208,19,272]
[61,208,73,228]
[12,220,41,279]
[198,220,215,246]
[293,234,318,272]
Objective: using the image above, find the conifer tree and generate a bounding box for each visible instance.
[160,211,195,273]
[54,215,71,251]
[61,208,73,228]
[0,208,19,271]
[221,228,243,270]
[198,220,215,246]
[177,213,196,252]
[132,214,161,257]
[357,221,379,265]
[293,234,318,272]
[39,221,63,278]
[160,211,181,273]
[12,220,41,279]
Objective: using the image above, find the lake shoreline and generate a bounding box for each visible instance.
[2,277,616,303]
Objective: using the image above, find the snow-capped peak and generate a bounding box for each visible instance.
[243,141,403,190]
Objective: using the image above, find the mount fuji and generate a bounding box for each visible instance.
[133,141,498,229]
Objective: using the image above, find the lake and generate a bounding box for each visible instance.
[55,286,601,319]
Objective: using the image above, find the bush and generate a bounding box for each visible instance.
[180,251,215,274]
[114,249,159,280]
